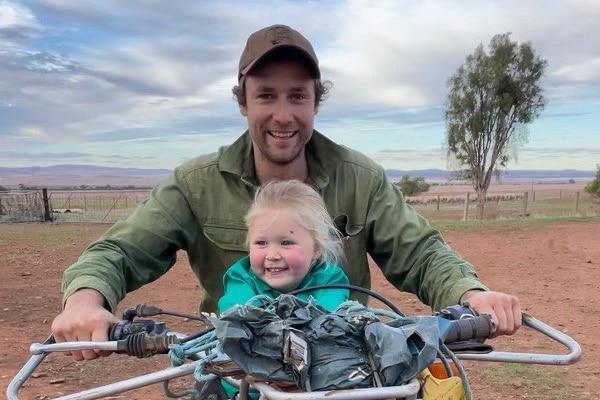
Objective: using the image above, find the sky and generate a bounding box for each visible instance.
[1,0,599,171]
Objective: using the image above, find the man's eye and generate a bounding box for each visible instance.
[290,93,306,101]
[257,93,274,100]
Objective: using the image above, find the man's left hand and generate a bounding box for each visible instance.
[460,290,522,336]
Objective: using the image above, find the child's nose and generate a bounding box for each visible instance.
[266,246,282,259]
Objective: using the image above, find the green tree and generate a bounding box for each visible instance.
[395,175,430,196]
[584,164,600,198]
[445,33,547,219]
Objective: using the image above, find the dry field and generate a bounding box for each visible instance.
[1,218,599,399]
[37,181,598,225]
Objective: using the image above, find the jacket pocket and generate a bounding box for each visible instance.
[203,224,247,252]
[334,214,364,238]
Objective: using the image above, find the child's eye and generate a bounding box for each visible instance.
[281,240,294,246]
[254,240,267,247]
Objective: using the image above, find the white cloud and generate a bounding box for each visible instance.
[552,58,600,83]
[1,0,599,170]
[0,0,41,34]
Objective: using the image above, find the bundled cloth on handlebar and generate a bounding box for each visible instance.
[214,294,439,391]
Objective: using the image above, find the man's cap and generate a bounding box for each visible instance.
[238,24,320,82]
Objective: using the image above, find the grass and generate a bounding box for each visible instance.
[475,363,584,399]
[33,228,82,249]
[430,214,600,233]
[412,194,599,223]
[0,223,96,250]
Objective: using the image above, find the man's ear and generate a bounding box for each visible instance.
[314,106,319,116]
[239,104,248,117]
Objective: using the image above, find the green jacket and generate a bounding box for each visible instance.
[218,256,350,313]
[62,130,487,313]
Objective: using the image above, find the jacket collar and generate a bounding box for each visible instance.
[218,130,336,189]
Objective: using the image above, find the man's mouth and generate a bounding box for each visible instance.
[269,131,295,138]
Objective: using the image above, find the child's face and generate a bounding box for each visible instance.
[247,209,320,292]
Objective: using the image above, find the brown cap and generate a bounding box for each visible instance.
[238,24,320,82]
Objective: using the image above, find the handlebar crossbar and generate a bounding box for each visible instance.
[456,313,581,365]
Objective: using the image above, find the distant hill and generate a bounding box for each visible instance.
[0,165,595,189]
[0,165,171,176]
[0,165,172,189]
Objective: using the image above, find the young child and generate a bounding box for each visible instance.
[199,180,350,399]
[218,179,349,314]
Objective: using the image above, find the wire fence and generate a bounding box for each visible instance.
[1,188,598,224]
[48,190,151,223]
[0,190,46,223]
[407,189,599,221]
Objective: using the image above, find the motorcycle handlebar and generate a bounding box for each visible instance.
[443,314,496,343]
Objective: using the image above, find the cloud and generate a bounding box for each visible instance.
[319,0,600,110]
[1,1,599,170]
[552,58,600,83]
[0,0,42,39]
[523,147,600,156]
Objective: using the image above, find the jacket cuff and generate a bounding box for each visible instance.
[446,278,489,309]
[62,278,117,313]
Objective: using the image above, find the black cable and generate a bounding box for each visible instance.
[179,327,215,343]
[436,348,454,377]
[288,283,405,317]
[440,341,472,400]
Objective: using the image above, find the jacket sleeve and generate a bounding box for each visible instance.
[61,169,200,312]
[365,167,487,311]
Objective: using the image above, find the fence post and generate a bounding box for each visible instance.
[462,192,470,221]
[522,191,529,216]
[42,188,52,221]
[573,191,580,214]
[436,195,440,211]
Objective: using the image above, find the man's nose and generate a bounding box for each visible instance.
[272,100,293,125]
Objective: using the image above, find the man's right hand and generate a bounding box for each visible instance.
[51,289,120,361]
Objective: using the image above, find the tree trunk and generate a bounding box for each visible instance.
[476,188,487,219]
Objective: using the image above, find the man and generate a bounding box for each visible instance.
[52,24,521,362]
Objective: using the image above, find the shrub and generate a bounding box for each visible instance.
[395,175,431,196]
[584,164,600,197]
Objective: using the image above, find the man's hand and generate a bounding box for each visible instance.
[51,289,120,361]
[460,290,522,336]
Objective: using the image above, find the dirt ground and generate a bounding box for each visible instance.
[1,220,598,399]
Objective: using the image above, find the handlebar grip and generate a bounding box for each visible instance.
[443,314,496,344]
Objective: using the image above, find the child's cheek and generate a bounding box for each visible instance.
[249,251,265,273]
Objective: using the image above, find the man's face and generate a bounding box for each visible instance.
[240,59,318,166]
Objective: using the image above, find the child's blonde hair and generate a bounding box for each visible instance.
[245,180,344,267]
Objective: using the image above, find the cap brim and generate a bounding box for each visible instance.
[239,44,320,81]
